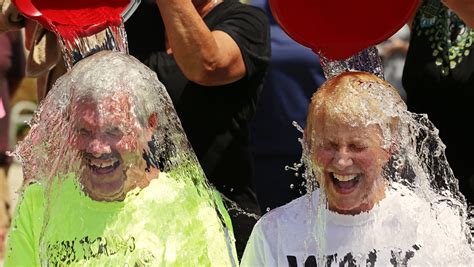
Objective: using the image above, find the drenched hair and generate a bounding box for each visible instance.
[17,51,181,183]
[305,71,407,151]
[63,51,160,128]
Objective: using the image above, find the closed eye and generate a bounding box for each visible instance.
[349,144,367,152]
[78,128,92,136]
[106,127,123,137]
[321,141,338,150]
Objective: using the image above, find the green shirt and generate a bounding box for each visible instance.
[5,172,237,266]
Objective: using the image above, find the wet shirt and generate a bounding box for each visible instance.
[5,172,236,266]
[240,183,472,266]
[126,0,271,199]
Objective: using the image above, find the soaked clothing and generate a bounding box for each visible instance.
[5,172,236,266]
[241,183,472,266]
[126,0,270,257]
[402,1,474,205]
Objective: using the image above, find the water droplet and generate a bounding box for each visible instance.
[290,184,294,189]
[292,121,304,133]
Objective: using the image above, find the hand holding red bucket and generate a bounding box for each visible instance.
[12,0,139,41]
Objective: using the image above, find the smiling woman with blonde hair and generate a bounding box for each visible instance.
[304,72,406,215]
[241,71,473,266]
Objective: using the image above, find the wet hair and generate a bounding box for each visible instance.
[62,51,160,128]
[305,71,407,152]
[46,51,179,173]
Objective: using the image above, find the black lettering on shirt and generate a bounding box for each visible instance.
[390,245,420,266]
[286,255,317,267]
[340,253,356,266]
[304,255,317,267]
[46,234,145,265]
[286,245,419,267]
[366,250,377,267]
[287,255,298,267]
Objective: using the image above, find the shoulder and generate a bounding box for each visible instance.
[243,192,318,265]
[18,174,78,208]
[211,0,269,27]
[385,183,471,244]
[256,191,318,232]
[218,0,266,15]
[8,181,45,241]
[19,182,45,205]
[378,184,431,224]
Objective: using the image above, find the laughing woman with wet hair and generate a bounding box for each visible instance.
[241,72,473,266]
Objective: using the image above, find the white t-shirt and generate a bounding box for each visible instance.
[241,183,473,266]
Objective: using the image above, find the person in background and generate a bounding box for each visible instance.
[241,72,473,266]
[0,0,65,101]
[403,0,474,206]
[0,30,25,259]
[376,25,410,102]
[125,0,271,258]
[248,0,325,213]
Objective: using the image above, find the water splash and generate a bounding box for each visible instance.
[320,46,384,79]
[222,194,261,221]
[10,51,239,265]
[298,72,473,264]
[52,23,129,70]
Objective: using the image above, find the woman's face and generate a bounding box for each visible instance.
[311,118,390,214]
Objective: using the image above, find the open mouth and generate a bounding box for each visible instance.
[87,158,121,175]
[330,173,360,194]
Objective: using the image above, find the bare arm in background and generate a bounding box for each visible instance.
[155,0,246,86]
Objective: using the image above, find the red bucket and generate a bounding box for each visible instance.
[269,0,420,60]
[12,0,136,40]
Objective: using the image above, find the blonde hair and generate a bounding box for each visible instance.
[305,72,406,150]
